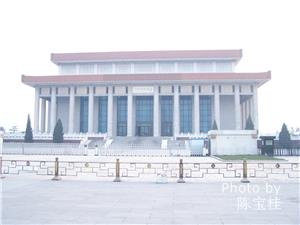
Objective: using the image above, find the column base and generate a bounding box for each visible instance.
[113,177,121,182]
[240,178,250,183]
[177,178,185,183]
[52,175,61,181]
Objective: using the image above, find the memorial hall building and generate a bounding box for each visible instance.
[22,50,271,138]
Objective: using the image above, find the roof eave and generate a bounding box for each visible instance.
[51,49,243,65]
[22,71,271,88]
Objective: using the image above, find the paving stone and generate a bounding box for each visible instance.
[1,176,299,224]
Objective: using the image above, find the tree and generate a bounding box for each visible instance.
[278,123,291,148]
[24,115,33,143]
[212,120,218,130]
[0,127,5,133]
[53,119,64,143]
[245,115,254,130]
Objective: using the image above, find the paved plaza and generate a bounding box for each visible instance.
[1,176,299,224]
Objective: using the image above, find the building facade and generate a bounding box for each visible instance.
[22,50,271,137]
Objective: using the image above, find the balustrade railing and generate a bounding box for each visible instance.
[1,158,299,180]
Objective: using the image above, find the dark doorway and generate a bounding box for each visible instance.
[135,96,153,136]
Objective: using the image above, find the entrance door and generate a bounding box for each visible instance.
[136,124,153,136]
[135,96,153,136]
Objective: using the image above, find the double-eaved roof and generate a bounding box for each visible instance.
[22,50,271,87]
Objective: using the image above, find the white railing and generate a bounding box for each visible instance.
[2,142,83,155]
[4,132,107,141]
[2,142,190,156]
[2,158,299,180]
[95,148,190,157]
[177,133,208,139]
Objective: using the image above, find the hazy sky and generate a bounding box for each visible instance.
[0,0,299,134]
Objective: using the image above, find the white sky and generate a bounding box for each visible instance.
[0,0,299,134]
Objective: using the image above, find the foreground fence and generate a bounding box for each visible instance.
[1,157,299,180]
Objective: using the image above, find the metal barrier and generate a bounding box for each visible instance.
[177,159,185,183]
[52,157,61,181]
[113,159,121,182]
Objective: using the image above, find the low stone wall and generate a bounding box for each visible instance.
[1,156,299,181]
[209,130,258,155]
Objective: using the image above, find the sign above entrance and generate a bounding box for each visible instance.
[132,86,154,94]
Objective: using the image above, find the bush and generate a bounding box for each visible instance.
[53,119,64,143]
[24,115,33,143]
[245,115,254,130]
[212,120,218,130]
[278,123,291,148]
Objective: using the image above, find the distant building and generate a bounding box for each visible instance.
[22,50,271,137]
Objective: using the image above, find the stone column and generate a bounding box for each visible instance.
[253,86,259,130]
[50,87,57,132]
[193,85,200,134]
[245,99,249,121]
[47,100,51,133]
[88,86,94,133]
[34,87,40,133]
[68,86,75,134]
[0,131,3,154]
[127,89,133,136]
[153,86,160,137]
[234,85,241,130]
[40,99,46,133]
[214,86,220,129]
[240,101,244,129]
[243,101,247,129]
[173,85,180,137]
[107,86,113,137]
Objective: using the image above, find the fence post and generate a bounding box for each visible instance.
[240,160,250,183]
[113,158,121,182]
[0,156,5,179]
[52,157,61,181]
[177,159,185,183]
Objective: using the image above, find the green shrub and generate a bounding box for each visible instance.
[53,119,64,143]
[24,115,33,143]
